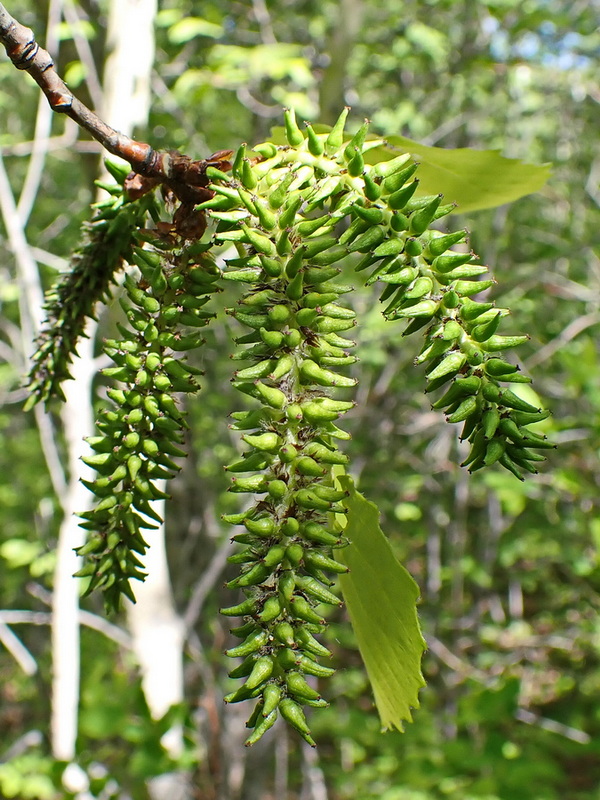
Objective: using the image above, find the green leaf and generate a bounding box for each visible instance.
[367,135,551,212]
[335,475,426,731]
[168,17,224,44]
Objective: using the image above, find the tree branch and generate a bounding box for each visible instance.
[0,2,232,202]
[0,1,156,174]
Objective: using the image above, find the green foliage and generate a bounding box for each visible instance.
[369,137,552,212]
[0,753,57,800]
[3,0,599,795]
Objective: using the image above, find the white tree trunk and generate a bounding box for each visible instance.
[101,5,189,795]
[103,0,157,134]
[52,340,97,772]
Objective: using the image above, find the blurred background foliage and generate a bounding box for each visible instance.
[1,0,600,798]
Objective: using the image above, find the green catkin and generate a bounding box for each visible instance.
[26,189,161,407]
[72,195,219,611]
[209,111,550,744]
[214,112,366,746]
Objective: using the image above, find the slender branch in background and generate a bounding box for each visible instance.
[0,730,44,764]
[251,0,277,45]
[301,744,328,800]
[16,0,61,225]
[0,619,37,675]
[524,312,600,370]
[274,724,289,800]
[317,0,363,124]
[183,535,236,635]
[0,124,78,156]
[425,634,489,682]
[0,149,68,498]
[62,0,103,108]
[0,607,133,649]
[515,708,590,745]
[0,151,45,333]
[29,246,69,273]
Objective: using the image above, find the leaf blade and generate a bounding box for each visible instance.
[368,135,552,212]
[335,475,426,731]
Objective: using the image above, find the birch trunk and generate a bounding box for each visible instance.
[101,3,189,797]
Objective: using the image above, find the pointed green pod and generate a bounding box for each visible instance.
[426,351,467,382]
[300,521,341,546]
[267,479,288,500]
[231,142,247,180]
[286,271,304,301]
[220,597,259,617]
[278,193,303,228]
[262,683,283,717]
[388,180,419,210]
[294,627,333,658]
[295,575,341,606]
[242,225,277,256]
[284,107,305,146]
[325,107,349,154]
[481,334,529,352]
[294,456,326,477]
[253,382,287,409]
[272,621,296,646]
[305,175,343,210]
[446,395,480,424]
[347,225,386,253]
[343,119,370,161]
[373,153,412,179]
[296,215,332,237]
[279,697,313,739]
[235,360,277,381]
[244,709,278,746]
[277,572,295,606]
[241,158,258,190]
[305,123,325,156]
[254,200,278,231]
[352,204,384,225]
[245,699,265,729]
[225,563,273,592]
[389,299,439,320]
[229,475,268,493]
[242,432,281,452]
[381,162,419,194]
[258,595,282,622]
[409,194,443,234]
[289,596,326,624]
[244,517,277,537]
[253,141,278,159]
[295,653,335,678]
[245,655,275,689]
[363,170,382,201]
[347,147,365,177]
[285,671,321,701]
[426,229,468,259]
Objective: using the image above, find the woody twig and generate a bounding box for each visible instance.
[0,2,232,205]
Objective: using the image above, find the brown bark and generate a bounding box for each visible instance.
[0,2,232,203]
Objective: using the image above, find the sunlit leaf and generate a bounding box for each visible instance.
[368,135,552,212]
[168,17,224,45]
[335,475,426,731]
